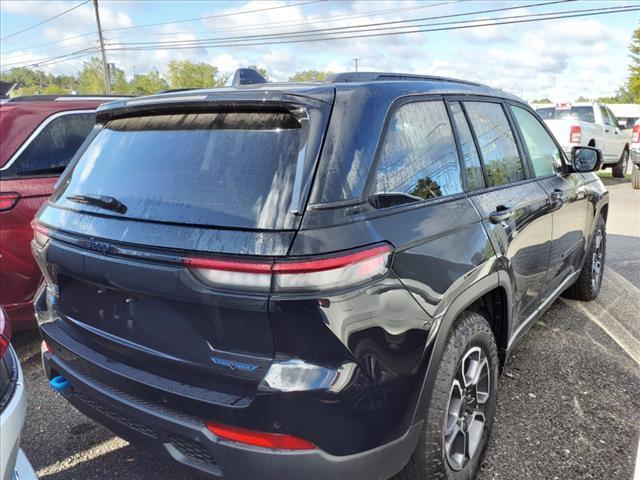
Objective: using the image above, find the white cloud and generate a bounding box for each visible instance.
[0,0,633,101]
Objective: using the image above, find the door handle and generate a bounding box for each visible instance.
[489,206,513,223]
[604,129,610,133]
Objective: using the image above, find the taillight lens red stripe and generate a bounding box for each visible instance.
[184,257,272,273]
[0,192,20,212]
[184,244,393,292]
[273,245,391,274]
[206,421,317,450]
[632,125,640,144]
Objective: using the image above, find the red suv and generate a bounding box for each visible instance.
[0,95,124,330]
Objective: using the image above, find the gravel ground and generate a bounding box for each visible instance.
[13,177,640,480]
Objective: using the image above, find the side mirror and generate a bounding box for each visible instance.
[570,146,603,172]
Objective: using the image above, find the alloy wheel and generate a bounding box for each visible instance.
[444,346,491,471]
[591,229,604,290]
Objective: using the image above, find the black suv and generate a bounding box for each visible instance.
[33,73,608,480]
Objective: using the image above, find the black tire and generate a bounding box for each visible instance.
[632,164,640,189]
[612,150,629,178]
[564,215,606,301]
[396,311,499,480]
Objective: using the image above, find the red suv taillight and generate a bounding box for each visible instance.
[185,244,393,293]
[632,124,640,144]
[569,125,582,144]
[0,192,20,212]
[0,307,11,359]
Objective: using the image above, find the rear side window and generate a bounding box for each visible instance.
[373,101,463,206]
[56,112,308,230]
[10,112,94,176]
[511,106,561,177]
[449,102,484,190]
[600,106,614,126]
[464,102,524,187]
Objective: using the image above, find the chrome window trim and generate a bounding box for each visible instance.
[0,109,95,172]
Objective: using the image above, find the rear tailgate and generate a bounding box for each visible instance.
[35,88,334,398]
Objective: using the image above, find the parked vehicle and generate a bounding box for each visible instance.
[535,102,629,177]
[0,95,126,330]
[0,306,37,480]
[631,120,640,189]
[33,73,608,480]
[606,103,640,131]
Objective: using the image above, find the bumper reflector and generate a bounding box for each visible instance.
[206,422,317,450]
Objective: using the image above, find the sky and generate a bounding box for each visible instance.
[0,0,638,101]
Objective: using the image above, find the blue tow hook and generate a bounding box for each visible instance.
[49,375,70,392]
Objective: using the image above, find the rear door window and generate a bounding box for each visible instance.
[464,102,525,187]
[9,112,95,176]
[449,102,485,190]
[56,111,309,230]
[373,100,463,207]
[511,106,561,177]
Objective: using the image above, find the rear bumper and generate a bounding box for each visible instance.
[41,346,421,480]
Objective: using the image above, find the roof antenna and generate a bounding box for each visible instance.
[232,68,268,86]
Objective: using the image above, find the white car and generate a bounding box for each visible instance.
[0,307,37,480]
[631,120,640,189]
[535,102,630,177]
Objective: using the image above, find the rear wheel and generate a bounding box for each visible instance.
[397,312,498,480]
[632,164,640,189]
[564,215,606,301]
[612,150,629,178]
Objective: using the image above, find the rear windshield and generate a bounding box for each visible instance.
[55,112,308,230]
[536,106,595,123]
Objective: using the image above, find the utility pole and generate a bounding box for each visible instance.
[93,0,111,94]
[353,58,360,72]
[132,65,137,95]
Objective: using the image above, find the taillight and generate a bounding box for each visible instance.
[0,192,20,212]
[31,220,49,247]
[185,244,392,293]
[632,124,640,144]
[570,125,581,144]
[0,307,11,359]
[206,422,317,450]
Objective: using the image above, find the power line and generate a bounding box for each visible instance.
[102,0,326,33]
[106,5,639,52]
[0,0,90,41]
[0,0,457,57]
[110,0,574,47]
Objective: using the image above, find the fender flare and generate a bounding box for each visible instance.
[410,270,512,426]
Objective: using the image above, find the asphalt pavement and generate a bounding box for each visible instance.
[13,176,640,480]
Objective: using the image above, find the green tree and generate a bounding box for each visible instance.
[575,96,591,102]
[411,177,442,199]
[167,60,226,89]
[247,64,268,80]
[77,57,128,94]
[598,86,634,104]
[288,70,333,82]
[130,70,169,95]
[628,23,640,102]
[531,97,552,103]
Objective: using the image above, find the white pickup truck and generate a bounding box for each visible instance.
[534,102,630,177]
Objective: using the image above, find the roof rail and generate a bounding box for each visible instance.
[326,72,483,87]
[7,94,132,102]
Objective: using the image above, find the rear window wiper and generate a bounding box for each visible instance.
[66,193,128,214]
